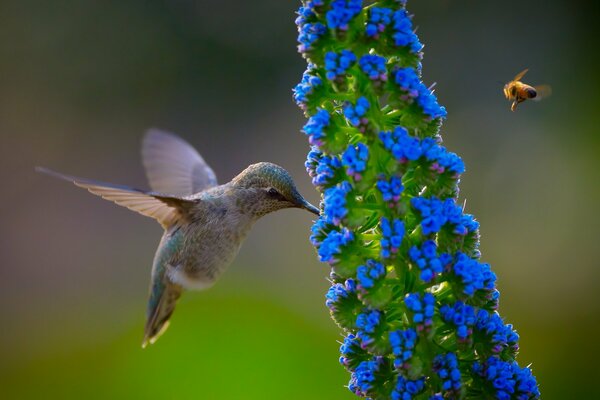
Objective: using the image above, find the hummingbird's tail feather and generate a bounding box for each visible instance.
[142,282,182,348]
[36,167,194,228]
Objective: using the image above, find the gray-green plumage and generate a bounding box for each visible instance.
[37,129,319,347]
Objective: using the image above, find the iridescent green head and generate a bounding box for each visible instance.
[231,162,320,216]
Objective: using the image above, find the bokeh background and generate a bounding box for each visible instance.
[1,0,598,398]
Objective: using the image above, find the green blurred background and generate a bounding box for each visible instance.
[1,0,599,398]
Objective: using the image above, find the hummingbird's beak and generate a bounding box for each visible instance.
[300,199,320,216]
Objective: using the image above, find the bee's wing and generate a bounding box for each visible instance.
[513,68,529,81]
[533,85,552,101]
[142,129,218,197]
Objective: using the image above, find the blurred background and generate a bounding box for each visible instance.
[1,0,598,398]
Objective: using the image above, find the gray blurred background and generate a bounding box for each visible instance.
[0,0,598,398]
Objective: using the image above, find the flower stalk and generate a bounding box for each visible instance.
[295,1,540,399]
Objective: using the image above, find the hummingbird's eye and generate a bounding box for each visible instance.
[267,187,280,197]
[266,187,287,201]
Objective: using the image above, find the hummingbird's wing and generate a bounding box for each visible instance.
[142,129,218,196]
[36,167,194,229]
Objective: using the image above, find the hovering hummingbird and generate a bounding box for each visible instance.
[37,129,320,347]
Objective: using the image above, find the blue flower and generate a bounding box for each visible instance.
[343,97,370,127]
[305,149,342,189]
[473,357,540,400]
[452,252,496,296]
[326,280,356,312]
[405,292,435,329]
[440,301,476,341]
[356,260,386,291]
[475,310,519,355]
[391,375,425,400]
[392,10,423,53]
[411,197,479,236]
[302,108,330,146]
[379,127,422,162]
[433,353,462,392]
[359,54,387,81]
[326,0,363,31]
[377,175,404,203]
[366,7,392,37]
[394,68,447,119]
[389,328,417,369]
[297,22,327,53]
[339,333,363,367]
[356,309,382,348]
[421,138,466,175]
[317,227,354,263]
[408,240,450,282]
[380,217,404,258]
[323,181,352,225]
[325,50,357,80]
[394,67,421,97]
[341,142,369,180]
[293,64,323,109]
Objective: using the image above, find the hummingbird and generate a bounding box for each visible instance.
[37,129,320,347]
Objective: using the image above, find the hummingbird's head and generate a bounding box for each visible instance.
[231,162,320,217]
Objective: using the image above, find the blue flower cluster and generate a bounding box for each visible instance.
[410,197,479,236]
[294,65,322,109]
[408,240,452,282]
[391,376,424,400]
[380,127,421,162]
[433,353,462,393]
[420,138,465,175]
[341,142,369,180]
[303,108,330,146]
[473,356,540,400]
[359,54,388,81]
[404,292,435,330]
[296,0,539,397]
[323,181,352,225]
[309,216,331,246]
[317,227,354,263]
[394,68,447,119]
[326,280,356,312]
[442,302,519,353]
[380,130,465,175]
[440,301,476,340]
[475,310,519,355]
[297,22,326,54]
[339,333,363,367]
[389,328,417,369]
[326,0,363,31]
[391,10,422,53]
[377,175,404,203]
[343,97,370,127]
[306,148,342,188]
[380,217,405,258]
[366,7,392,37]
[356,260,386,291]
[453,252,496,296]
[356,309,382,348]
[325,50,357,80]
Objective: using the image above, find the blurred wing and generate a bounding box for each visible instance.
[36,167,192,228]
[142,129,218,196]
[533,85,552,101]
[513,68,529,81]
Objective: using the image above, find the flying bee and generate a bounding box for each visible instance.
[503,68,551,111]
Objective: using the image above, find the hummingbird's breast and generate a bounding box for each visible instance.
[166,193,254,290]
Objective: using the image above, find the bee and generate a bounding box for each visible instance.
[503,69,551,111]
